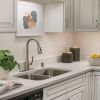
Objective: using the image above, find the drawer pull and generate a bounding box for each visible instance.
[68,98,70,100]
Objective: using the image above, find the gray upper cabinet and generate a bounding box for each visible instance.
[44,0,99,32]
[0,0,98,33]
[64,0,73,32]
[0,0,17,33]
[44,1,64,32]
[74,0,99,32]
[64,0,99,32]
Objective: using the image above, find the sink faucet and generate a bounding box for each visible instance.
[25,39,42,71]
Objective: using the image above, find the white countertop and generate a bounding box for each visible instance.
[0,60,100,100]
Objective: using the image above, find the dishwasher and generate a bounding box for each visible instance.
[9,89,43,100]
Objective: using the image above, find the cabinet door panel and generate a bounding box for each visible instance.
[94,74,100,100]
[44,3,64,32]
[74,0,98,31]
[0,0,16,32]
[67,86,85,100]
[85,73,93,100]
[0,1,13,24]
[52,86,85,100]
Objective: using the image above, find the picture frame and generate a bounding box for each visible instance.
[17,1,43,37]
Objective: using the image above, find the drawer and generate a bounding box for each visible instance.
[44,74,85,99]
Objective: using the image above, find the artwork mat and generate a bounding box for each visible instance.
[17,1,43,37]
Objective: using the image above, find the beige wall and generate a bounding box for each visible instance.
[74,32,100,59]
[1,32,100,62]
[0,32,73,62]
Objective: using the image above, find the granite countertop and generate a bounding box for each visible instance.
[0,60,100,100]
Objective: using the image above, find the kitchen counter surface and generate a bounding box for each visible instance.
[0,60,100,100]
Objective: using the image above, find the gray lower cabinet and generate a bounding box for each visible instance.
[67,86,85,100]
[0,0,17,32]
[93,72,100,100]
[43,74,86,100]
[52,86,85,100]
[8,72,95,100]
[85,72,93,100]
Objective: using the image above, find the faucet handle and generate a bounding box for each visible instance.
[18,63,25,72]
[18,63,21,71]
[30,56,34,65]
[41,62,44,68]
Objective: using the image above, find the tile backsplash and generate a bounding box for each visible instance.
[0,32,73,65]
[1,31,100,70]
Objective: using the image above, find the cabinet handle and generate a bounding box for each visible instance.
[65,19,68,28]
[66,97,70,100]
[68,98,70,100]
[96,20,98,28]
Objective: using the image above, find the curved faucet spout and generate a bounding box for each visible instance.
[26,39,42,71]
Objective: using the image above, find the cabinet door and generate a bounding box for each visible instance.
[43,75,85,100]
[44,2,64,32]
[0,0,16,32]
[94,72,100,100]
[85,72,93,100]
[64,0,73,32]
[52,86,85,100]
[67,86,85,100]
[74,0,98,32]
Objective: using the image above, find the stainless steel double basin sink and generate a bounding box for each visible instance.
[16,68,71,81]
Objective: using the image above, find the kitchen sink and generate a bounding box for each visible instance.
[17,74,51,80]
[33,68,70,77]
[16,68,71,80]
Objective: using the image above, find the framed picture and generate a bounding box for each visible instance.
[17,1,43,37]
